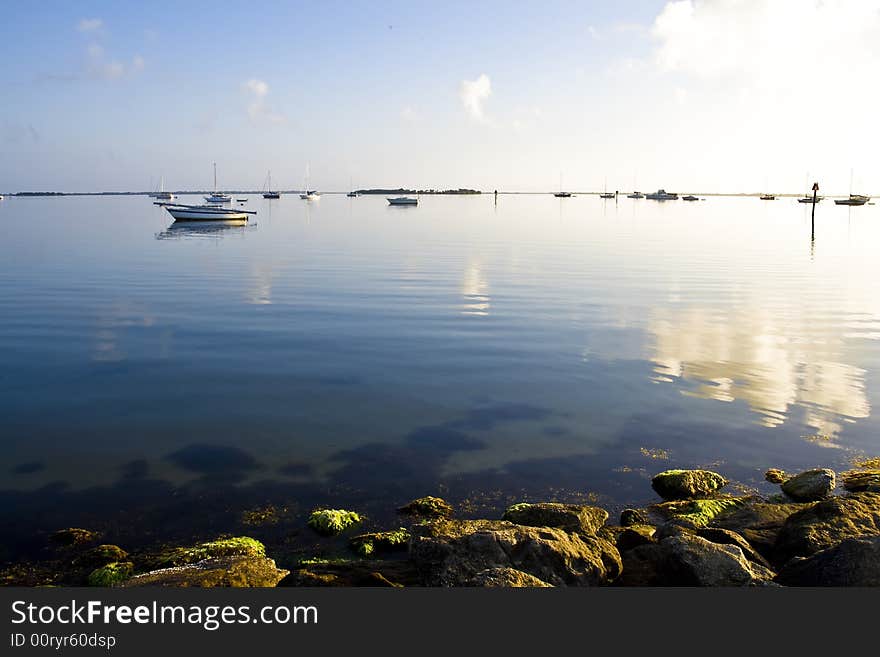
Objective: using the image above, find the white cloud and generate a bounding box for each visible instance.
[85,43,143,80]
[459,73,492,122]
[243,79,286,125]
[77,18,103,33]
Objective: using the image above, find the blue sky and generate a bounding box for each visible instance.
[2,1,879,193]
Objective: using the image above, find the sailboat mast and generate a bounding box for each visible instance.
[213,162,217,192]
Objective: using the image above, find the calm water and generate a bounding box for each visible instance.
[2,193,879,558]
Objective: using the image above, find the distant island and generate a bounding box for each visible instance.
[355,188,481,195]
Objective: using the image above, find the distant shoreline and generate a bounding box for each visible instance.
[3,190,869,198]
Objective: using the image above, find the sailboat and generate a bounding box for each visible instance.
[599,178,615,199]
[204,163,232,203]
[262,170,280,199]
[347,176,358,197]
[299,164,320,200]
[834,169,870,206]
[553,172,572,197]
[155,176,175,201]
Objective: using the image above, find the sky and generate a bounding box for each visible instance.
[2,0,879,194]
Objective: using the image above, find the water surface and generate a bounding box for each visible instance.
[2,193,878,557]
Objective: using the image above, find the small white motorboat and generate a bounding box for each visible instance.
[299,190,320,200]
[627,191,644,199]
[155,202,255,221]
[387,196,418,205]
[646,189,679,200]
[0,195,4,201]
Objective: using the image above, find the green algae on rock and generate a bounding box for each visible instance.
[87,561,134,586]
[74,544,129,568]
[124,556,288,588]
[651,470,728,500]
[502,502,608,535]
[651,497,745,528]
[160,537,266,567]
[350,528,410,557]
[397,496,454,519]
[308,509,362,536]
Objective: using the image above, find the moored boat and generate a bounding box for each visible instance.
[646,189,678,200]
[682,195,699,201]
[834,194,870,206]
[262,170,281,199]
[759,194,776,200]
[204,162,231,203]
[797,196,823,203]
[553,191,573,198]
[387,196,418,206]
[155,202,255,221]
[627,191,644,199]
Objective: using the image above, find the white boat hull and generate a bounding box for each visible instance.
[387,197,418,205]
[163,205,251,221]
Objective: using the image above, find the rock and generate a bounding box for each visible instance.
[87,562,134,586]
[468,567,552,587]
[159,536,265,567]
[780,468,835,501]
[124,556,288,587]
[775,537,880,586]
[617,544,667,586]
[49,528,99,547]
[620,508,648,526]
[696,528,772,568]
[841,470,880,493]
[397,496,454,519]
[279,560,418,587]
[651,469,728,500]
[307,510,362,536]
[410,519,621,586]
[765,469,788,484]
[74,544,129,568]
[501,502,608,535]
[711,501,811,559]
[650,497,745,528]
[774,492,880,562]
[660,534,776,586]
[349,528,410,556]
[616,525,656,552]
[654,521,697,540]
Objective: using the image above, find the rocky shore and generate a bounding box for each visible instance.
[6,464,880,587]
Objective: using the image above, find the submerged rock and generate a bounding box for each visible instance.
[501,502,608,535]
[410,519,621,586]
[780,468,836,501]
[468,567,552,587]
[774,492,880,562]
[397,496,454,519]
[125,556,288,587]
[279,559,417,587]
[87,562,134,587]
[841,470,880,493]
[651,470,728,500]
[307,510,362,536]
[775,536,880,586]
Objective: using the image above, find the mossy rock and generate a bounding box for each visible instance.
[842,470,880,492]
[50,528,100,547]
[501,502,608,535]
[651,497,745,528]
[87,562,134,586]
[160,537,266,567]
[397,496,454,519]
[651,470,728,500]
[350,528,410,556]
[75,544,129,568]
[620,508,649,527]
[307,509,362,536]
[765,469,788,484]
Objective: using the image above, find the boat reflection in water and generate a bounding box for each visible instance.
[156,218,252,240]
